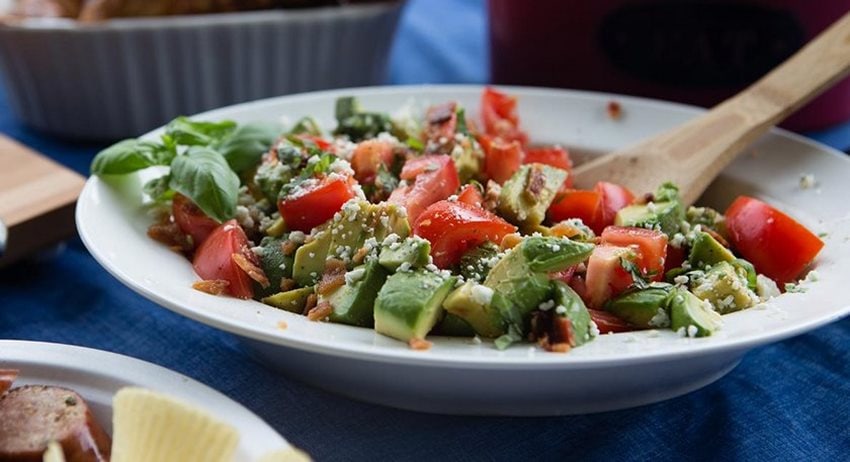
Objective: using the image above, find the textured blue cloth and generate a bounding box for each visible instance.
[2,1,849,460]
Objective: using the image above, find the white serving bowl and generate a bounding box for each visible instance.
[0,2,402,140]
[77,85,850,416]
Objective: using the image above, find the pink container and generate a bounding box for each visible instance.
[489,0,850,131]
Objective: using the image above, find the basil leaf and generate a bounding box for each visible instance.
[216,123,280,173]
[91,139,174,175]
[169,147,239,222]
[166,117,237,146]
[289,116,322,136]
[143,174,174,203]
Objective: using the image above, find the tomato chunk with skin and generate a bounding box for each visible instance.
[584,244,637,309]
[481,87,528,146]
[456,184,484,208]
[479,135,523,185]
[426,101,458,142]
[524,146,573,188]
[588,309,635,334]
[172,193,219,247]
[594,182,635,234]
[389,155,460,224]
[414,200,517,268]
[725,196,824,284]
[278,176,356,232]
[193,220,255,299]
[548,190,599,228]
[601,226,668,281]
[351,139,394,184]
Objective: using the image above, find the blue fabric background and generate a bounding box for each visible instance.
[2,0,849,460]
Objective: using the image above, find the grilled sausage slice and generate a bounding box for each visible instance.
[0,385,111,462]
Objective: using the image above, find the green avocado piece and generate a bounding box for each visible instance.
[253,161,295,203]
[292,230,331,287]
[451,135,485,183]
[669,287,722,337]
[615,201,683,236]
[484,236,593,329]
[498,164,568,231]
[433,312,476,337]
[374,270,457,342]
[442,281,507,338]
[685,206,725,233]
[551,280,594,346]
[378,236,431,272]
[326,200,410,268]
[606,286,673,329]
[458,241,501,281]
[255,236,294,298]
[261,286,314,314]
[322,260,389,327]
[688,232,735,268]
[690,261,759,314]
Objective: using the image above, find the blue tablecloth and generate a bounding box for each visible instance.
[2,1,849,460]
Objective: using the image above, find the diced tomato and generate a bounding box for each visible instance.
[278,176,356,232]
[481,87,528,145]
[548,190,600,228]
[172,193,219,247]
[389,155,460,224]
[479,135,523,184]
[550,266,576,285]
[192,220,255,299]
[414,200,517,268]
[295,134,334,151]
[584,244,637,308]
[547,182,634,234]
[457,184,484,208]
[664,244,686,272]
[426,101,458,142]
[600,226,668,281]
[594,182,635,233]
[725,196,824,284]
[524,146,573,188]
[588,309,636,334]
[351,140,395,184]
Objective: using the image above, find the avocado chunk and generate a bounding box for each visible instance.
[615,201,683,236]
[255,236,295,298]
[484,236,594,329]
[685,206,725,233]
[551,281,594,346]
[292,230,331,287]
[321,260,389,327]
[378,236,431,272]
[688,231,735,268]
[262,286,314,314]
[433,313,476,337]
[498,164,568,231]
[669,287,722,337]
[326,200,410,268]
[442,281,508,338]
[451,134,485,183]
[690,261,759,314]
[458,241,501,281]
[374,270,457,342]
[606,286,673,329]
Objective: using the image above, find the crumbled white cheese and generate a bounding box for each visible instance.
[799,173,816,190]
[673,275,689,285]
[555,305,567,315]
[398,262,412,272]
[687,325,698,338]
[538,300,556,311]
[470,284,494,306]
[649,308,670,328]
[344,267,366,285]
[589,321,600,337]
[803,270,820,283]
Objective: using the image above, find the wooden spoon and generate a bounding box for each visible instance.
[573,11,850,206]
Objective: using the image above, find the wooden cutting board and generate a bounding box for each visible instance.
[0,135,85,267]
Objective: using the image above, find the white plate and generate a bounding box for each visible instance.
[0,340,289,459]
[76,85,850,416]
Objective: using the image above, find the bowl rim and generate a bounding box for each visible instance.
[0,1,402,32]
[76,84,850,371]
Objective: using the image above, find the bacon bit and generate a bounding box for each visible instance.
[302,294,318,315]
[148,222,193,253]
[316,259,347,295]
[192,279,230,295]
[607,101,622,120]
[525,166,546,199]
[232,253,270,288]
[279,278,296,292]
[1,369,18,395]
[352,246,369,265]
[307,300,333,321]
[546,342,572,353]
[500,233,523,250]
[408,338,433,351]
[705,228,730,248]
[281,239,299,256]
[550,222,581,238]
[483,180,502,212]
[427,101,456,125]
[277,320,288,330]
[531,311,576,353]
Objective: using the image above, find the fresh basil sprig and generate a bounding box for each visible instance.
[90,139,175,175]
[215,123,279,174]
[169,147,240,223]
[165,117,237,146]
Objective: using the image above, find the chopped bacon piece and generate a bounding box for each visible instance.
[232,253,270,288]
[192,279,230,296]
[408,338,433,351]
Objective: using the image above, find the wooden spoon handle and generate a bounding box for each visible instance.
[574,11,850,205]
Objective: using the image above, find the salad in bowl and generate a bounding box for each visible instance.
[90,88,824,354]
